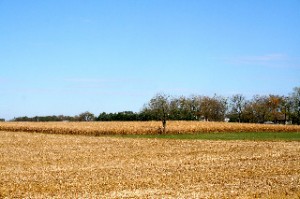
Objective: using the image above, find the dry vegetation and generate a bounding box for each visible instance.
[0,131,299,198]
[0,121,300,136]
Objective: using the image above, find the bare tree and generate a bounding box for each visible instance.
[148,93,170,133]
[246,95,269,123]
[267,95,284,123]
[78,111,95,121]
[230,94,246,123]
[199,95,227,121]
[281,96,292,124]
[289,87,300,124]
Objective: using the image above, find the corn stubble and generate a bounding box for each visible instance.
[0,121,300,136]
[0,131,300,198]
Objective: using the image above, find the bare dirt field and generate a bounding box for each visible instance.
[0,131,299,198]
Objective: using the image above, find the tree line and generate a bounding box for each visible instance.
[10,87,300,125]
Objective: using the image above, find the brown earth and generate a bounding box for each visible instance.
[0,131,299,198]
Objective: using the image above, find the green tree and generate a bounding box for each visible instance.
[169,96,193,120]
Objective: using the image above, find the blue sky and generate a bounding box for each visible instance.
[1,0,300,120]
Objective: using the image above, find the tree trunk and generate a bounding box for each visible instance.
[162,117,166,134]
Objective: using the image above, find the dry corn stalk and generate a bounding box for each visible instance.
[0,131,299,198]
[0,121,299,136]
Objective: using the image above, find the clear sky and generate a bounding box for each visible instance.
[1,0,300,120]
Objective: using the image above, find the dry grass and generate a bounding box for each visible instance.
[0,121,300,136]
[0,131,299,198]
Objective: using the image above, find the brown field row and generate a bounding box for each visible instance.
[0,131,299,198]
[0,121,300,135]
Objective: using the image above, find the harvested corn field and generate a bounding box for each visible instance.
[0,121,300,136]
[0,131,299,198]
